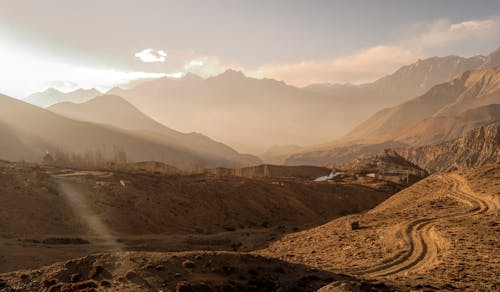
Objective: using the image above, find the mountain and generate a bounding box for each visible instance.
[401,123,500,173]
[481,47,500,68]
[283,57,500,166]
[24,88,102,108]
[343,66,500,143]
[107,51,493,153]
[303,54,485,107]
[259,145,304,164]
[107,70,366,153]
[285,141,407,166]
[48,95,261,166]
[391,104,500,146]
[0,93,247,169]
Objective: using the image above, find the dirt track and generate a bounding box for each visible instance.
[348,173,495,279]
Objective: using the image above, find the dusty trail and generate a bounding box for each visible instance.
[346,173,494,279]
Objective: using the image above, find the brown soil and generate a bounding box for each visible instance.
[1,161,497,291]
[0,161,392,273]
[0,251,396,291]
[260,165,499,291]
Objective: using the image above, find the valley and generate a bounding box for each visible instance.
[0,5,499,290]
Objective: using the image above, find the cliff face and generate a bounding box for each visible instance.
[402,123,499,173]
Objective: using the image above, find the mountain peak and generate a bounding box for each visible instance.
[71,88,101,95]
[219,69,246,78]
[41,87,63,95]
[481,46,500,69]
[182,72,203,81]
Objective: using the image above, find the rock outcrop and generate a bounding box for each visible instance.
[401,123,499,173]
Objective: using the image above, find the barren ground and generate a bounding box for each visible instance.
[261,165,499,291]
[0,162,498,291]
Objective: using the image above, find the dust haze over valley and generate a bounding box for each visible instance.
[1,1,500,291]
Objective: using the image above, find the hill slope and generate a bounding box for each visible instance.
[392,104,500,146]
[0,93,213,168]
[344,67,500,143]
[107,70,362,153]
[261,165,499,290]
[305,54,485,107]
[401,123,500,173]
[49,95,261,167]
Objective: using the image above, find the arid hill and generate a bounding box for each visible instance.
[285,66,500,167]
[260,164,500,291]
[49,95,261,167]
[343,67,500,143]
[208,164,331,179]
[285,141,407,166]
[260,145,304,164]
[401,123,500,173]
[106,70,360,153]
[0,94,263,169]
[0,251,398,291]
[343,68,500,141]
[0,160,394,273]
[103,53,488,153]
[390,104,500,147]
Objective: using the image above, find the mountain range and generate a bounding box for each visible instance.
[17,47,500,167]
[282,48,500,167]
[0,93,260,168]
[49,95,261,167]
[108,51,491,153]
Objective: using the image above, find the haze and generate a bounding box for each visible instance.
[0,1,499,290]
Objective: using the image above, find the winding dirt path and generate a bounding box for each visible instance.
[347,173,494,279]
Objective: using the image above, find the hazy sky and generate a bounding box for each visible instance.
[1,0,499,97]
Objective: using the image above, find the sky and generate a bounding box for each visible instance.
[0,0,499,98]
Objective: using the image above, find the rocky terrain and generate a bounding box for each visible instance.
[0,251,399,292]
[0,160,395,274]
[0,162,497,291]
[402,123,500,173]
[344,66,500,144]
[285,141,407,167]
[260,164,500,291]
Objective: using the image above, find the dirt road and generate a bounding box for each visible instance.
[347,173,495,279]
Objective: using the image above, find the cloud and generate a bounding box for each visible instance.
[249,17,499,86]
[135,49,167,63]
[252,45,419,86]
[182,56,240,77]
[184,59,204,70]
[0,43,172,97]
[41,80,79,92]
[410,18,498,49]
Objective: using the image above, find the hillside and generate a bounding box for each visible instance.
[343,67,500,143]
[0,160,394,273]
[0,93,217,168]
[106,53,485,153]
[285,141,407,166]
[401,123,500,173]
[24,88,101,108]
[107,70,360,153]
[286,63,500,167]
[305,54,485,107]
[259,145,304,164]
[49,95,261,167]
[392,104,500,146]
[260,165,500,291]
